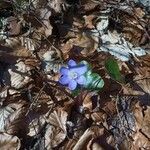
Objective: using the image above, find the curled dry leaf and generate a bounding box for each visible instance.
[0,133,21,150]
[3,60,32,89]
[45,108,68,148]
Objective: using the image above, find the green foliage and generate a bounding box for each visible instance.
[105,58,123,83]
[80,61,104,91]
[83,71,104,91]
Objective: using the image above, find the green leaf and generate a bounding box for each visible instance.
[84,71,104,91]
[105,58,123,82]
[79,60,92,70]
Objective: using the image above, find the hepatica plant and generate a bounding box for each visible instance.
[59,59,104,92]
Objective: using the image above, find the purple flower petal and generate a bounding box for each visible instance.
[70,65,87,75]
[68,80,77,90]
[59,75,70,85]
[68,59,77,67]
[76,75,86,85]
[60,67,69,75]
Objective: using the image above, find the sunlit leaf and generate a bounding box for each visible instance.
[45,108,68,148]
[0,133,21,150]
[0,106,14,132]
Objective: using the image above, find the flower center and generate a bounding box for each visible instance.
[68,71,78,79]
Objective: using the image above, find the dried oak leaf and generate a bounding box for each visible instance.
[45,108,68,148]
[0,132,21,150]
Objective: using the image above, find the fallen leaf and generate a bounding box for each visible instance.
[97,31,146,61]
[45,108,68,148]
[0,133,21,150]
[3,60,32,89]
[27,115,46,136]
[0,105,14,132]
[4,16,21,36]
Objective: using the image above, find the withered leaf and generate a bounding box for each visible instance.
[5,103,28,135]
[0,105,14,132]
[45,108,68,148]
[0,133,21,150]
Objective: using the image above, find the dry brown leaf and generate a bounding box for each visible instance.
[83,15,95,29]
[73,126,105,150]
[42,50,63,74]
[91,112,107,124]
[122,85,145,96]
[39,8,53,37]
[80,0,99,12]
[73,128,94,150]
[131,132,150,150]
[134,7,145,18]
[0,88,20,100]
[5,102,28,135]
[0,133,21,150]
[135,77,150,94]
[0,44,32,64]
[27,115,46,137]
[61,31,98,58]
[0,105,15,132]
[45,108,68,148]
[88,141,104,150]
[131,102,150,149]
[47,0,66,13]
[5,16,21,36]
[82,92,95,110]
[3,60,32,89]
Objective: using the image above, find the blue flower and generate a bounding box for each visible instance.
[59,60,88,90]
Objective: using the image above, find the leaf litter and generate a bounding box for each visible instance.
[0,0,150,149]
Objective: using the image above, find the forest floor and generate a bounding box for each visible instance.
[0,0,150,149]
